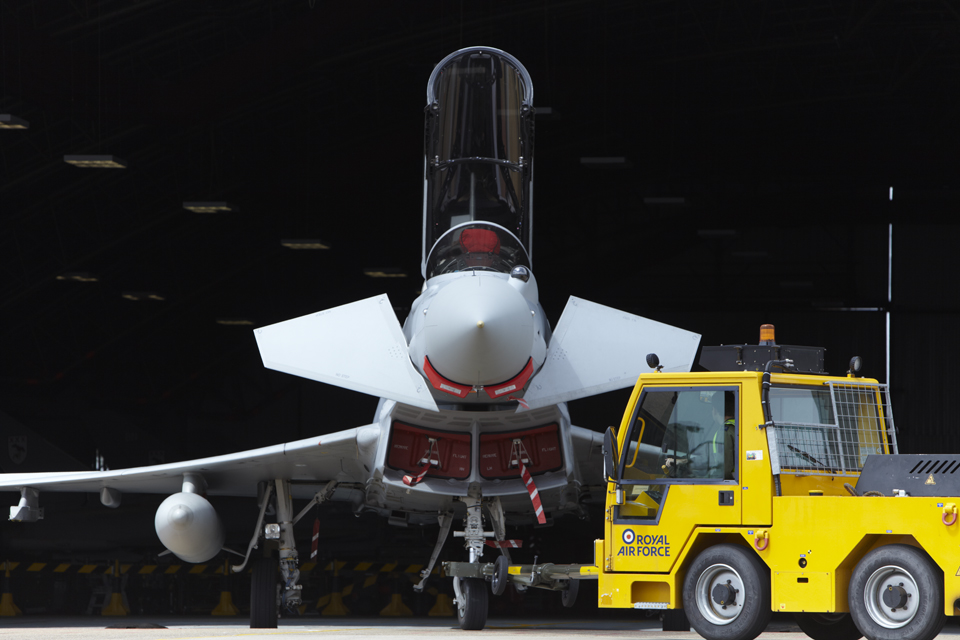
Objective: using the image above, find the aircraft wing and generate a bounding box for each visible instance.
[569,424,606,488]
[254,294,438,412]
[0,425,379,500]
[521,296,701,411]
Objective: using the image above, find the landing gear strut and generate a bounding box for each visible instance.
[273,479,302,614]
[234,479,306,629]
[450,486,497,630]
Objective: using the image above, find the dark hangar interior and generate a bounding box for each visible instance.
[1,0,959,618]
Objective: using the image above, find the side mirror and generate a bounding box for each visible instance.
[603,426,619,484]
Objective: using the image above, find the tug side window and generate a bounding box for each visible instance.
[621,388,737,483]
[614,388,737,524]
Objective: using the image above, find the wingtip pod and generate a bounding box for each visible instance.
[254,295,438,412]
[517,296,701,411]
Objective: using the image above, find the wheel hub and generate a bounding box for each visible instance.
[864,565,919,628]
[882,584,909,610]
[695,564,744,625]
[712,583,739,606]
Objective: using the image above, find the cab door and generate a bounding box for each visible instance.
[609,385,742,573]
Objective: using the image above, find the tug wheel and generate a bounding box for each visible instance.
[491,555,509,596]
[250,554,279,629]
[794,612,862,640]
[682,544,771,640]
[848,545,945,640]
[456,577,488,630]
[561,579,579,608]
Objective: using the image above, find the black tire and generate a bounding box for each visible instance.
[456,577,489,631]
[848,544,945,640]
[682,544,771,640]
[250,556,278,629]
[491,555,509,596]
[795,612,863,640]
[561,579,579,608]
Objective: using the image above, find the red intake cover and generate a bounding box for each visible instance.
[478,423,562,479]
[387,422,471,479]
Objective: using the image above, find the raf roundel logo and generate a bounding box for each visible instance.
[622,529,635,544]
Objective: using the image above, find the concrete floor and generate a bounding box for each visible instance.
[2,617,960,640]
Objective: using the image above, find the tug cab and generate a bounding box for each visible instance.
[597,325,960,640]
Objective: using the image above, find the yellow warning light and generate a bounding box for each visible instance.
[759,324,775,344]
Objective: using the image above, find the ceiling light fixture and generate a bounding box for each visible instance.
[281,239,330,250]
[56,272,99,282]
[363,268,407,278]
[580,156,629,167]
[183,202,237,213]
[121,292,165,301]
[534,106,560,120]
[64,155,127,168]
[216,318,254,326]
[0,114,29,129]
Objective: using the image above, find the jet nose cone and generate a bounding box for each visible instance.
[423,275,534,386]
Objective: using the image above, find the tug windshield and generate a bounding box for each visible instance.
[425,222,530,279]
[422,47,534,276]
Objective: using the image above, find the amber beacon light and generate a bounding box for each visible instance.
[759,324,776,345]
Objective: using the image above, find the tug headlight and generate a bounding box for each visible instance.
[848,356,863,376]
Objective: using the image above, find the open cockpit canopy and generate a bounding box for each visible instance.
[422,46,535,277]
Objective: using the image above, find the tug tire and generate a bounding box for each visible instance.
[848,544,944,640]
[682,544,771,640]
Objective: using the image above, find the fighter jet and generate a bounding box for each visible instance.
[0,47,700,629]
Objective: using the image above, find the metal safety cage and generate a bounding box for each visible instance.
[766,380,897,478]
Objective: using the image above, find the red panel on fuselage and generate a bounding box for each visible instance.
[478,423,562,479]
[387,422,471,479]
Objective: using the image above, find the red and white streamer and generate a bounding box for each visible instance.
[310,517,320,559]
[403,438,440,486]
[485,539,523,548]
[511,439,546,524]
[402,461,431,486]
[508,396,529,410]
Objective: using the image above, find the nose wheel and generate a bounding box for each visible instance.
[454,577,489,630]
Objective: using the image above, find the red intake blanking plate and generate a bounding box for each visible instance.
[478,423,562,479]
[387,422,471,479]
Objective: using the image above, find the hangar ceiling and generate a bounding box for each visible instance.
[2,1,959,469]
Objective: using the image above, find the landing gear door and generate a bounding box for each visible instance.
[610,386,741,573]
